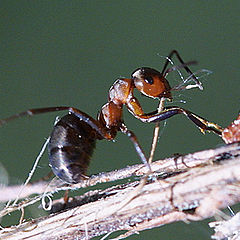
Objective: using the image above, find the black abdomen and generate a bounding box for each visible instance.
[48,114,97,183]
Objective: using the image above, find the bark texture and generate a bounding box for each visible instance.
[0,143,240,240]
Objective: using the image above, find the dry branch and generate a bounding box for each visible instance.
[210,212,240,240]
[0,142,240,239]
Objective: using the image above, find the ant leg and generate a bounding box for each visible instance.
[72,108,152,171]
[0,106,71,126]
[136,106,223,136]
[0,106,113,140]
[120,123,152,172]
[68,107,113,140]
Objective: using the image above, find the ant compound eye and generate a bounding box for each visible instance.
[144,76,154,85]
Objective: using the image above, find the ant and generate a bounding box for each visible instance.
[0,50,223,184]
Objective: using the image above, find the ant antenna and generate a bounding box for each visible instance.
[172,69,212,91]
[157,53,204,90]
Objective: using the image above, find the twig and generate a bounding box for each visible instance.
[148,97,165,164]
[0,143,240,239]
[0,142,238,204]
[209,212,240,240]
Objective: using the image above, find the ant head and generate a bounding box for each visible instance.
[131,67,172,100]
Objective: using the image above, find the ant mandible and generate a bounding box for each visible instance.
[0,50,223,184]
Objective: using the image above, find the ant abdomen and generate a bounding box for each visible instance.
[48,114,97,184]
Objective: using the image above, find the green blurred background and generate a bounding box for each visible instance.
[1,1,239,239]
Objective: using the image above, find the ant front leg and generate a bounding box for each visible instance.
[136,106,224,136]
[126,95,222,135]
